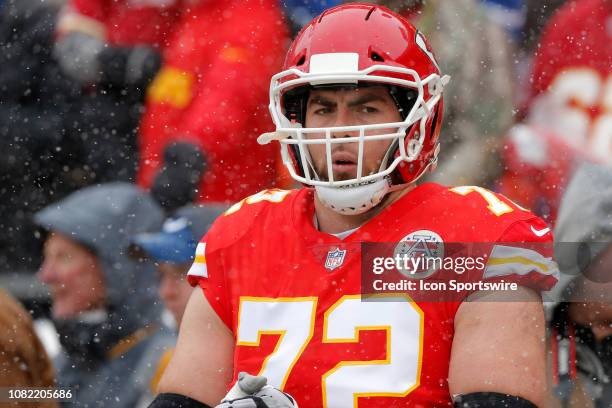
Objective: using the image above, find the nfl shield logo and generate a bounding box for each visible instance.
[325,248,346,271]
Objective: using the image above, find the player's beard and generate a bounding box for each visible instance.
[314,159,363,182]
[313,152,381,182]
[317,167,357,182]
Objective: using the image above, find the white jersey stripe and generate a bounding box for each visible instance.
[188,243,208,278]
[187,262,208,279]
[195,242,206,257]
[484,245,559,280]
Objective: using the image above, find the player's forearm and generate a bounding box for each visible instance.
[157,290,234,405]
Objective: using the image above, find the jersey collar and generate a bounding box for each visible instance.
[292,183,444,247]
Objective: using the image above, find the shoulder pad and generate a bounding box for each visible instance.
[204,189,295,252]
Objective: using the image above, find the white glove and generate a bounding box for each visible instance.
[216,372,298,408]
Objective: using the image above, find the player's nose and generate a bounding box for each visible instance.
[331,105,359,139]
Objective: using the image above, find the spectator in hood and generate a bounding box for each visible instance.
[548,163,612,407]
[131,204,226,327]
[34,182,175,408]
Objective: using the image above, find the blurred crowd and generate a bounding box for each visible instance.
[0,0,610,407]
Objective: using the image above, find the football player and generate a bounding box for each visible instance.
[149,3,558,407]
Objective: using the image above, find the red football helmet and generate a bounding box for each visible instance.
[259,3,448,214]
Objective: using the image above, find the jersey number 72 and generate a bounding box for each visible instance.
[236,295,423,407]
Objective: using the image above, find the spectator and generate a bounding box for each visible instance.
[0,288,57,408]
[138,0,290,209]
[128,204,225,405]
[378,0,515,187]
[130,204,226,327]
[548,163,612,407]
[34,182,175,408]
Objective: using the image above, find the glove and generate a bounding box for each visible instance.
[216,372,298,408]
[98,45,161,88]
[54,31,104,85]
[54,32,161,89]
[151,141,207,212]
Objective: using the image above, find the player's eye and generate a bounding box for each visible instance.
[313,107,333,115]
[358,105,378,114]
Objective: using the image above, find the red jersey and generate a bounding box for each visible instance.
[137,0,289,203]
[188,184,557,407]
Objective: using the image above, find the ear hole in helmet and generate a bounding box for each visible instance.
[296,55,306,66]
[388,86,418,120]
[370,51,385,62]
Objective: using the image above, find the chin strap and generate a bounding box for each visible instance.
[314,151,433,216]
[315,176,420,215]
[315,178,391,215]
